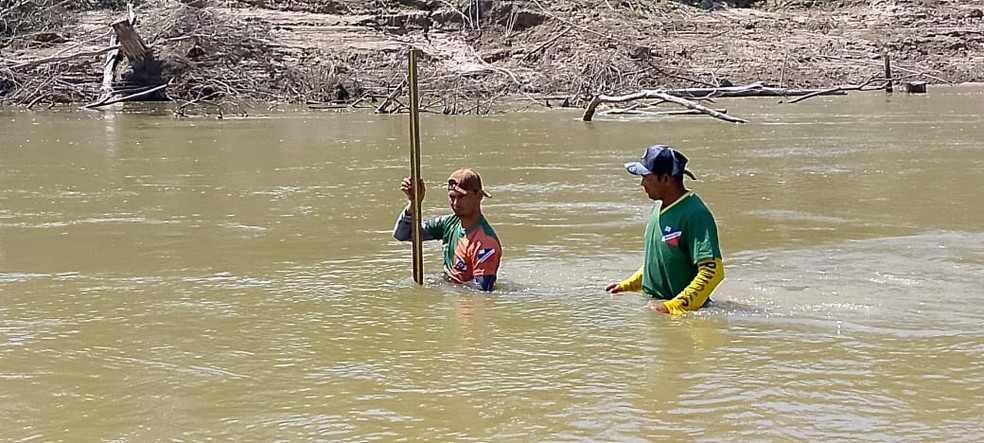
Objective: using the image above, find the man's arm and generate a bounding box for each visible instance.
[475,275,496,292]
[605,265,644,294]
[394,176,434,241]
[470,242,501,292]
[392,208,436,241]
[656,257,724,315]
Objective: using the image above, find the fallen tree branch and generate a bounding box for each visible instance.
[583,90,747,123]
[376,74,408,114]
[173,91,220,117]
[5,45,121,70]
[841,76,888,91]
[604,106,726,117]
[788,76,905,103]
[469,44,524,87]
[521,25,571,61]
[662,83,847,98]
[26,93,48,109]
[97,30,122,103]
[646,61,719,88]
[82,82,169,109]
[654,109,728,116]
[45,30,114,58]
[21,73,57,106]
[467,44,553,109]
[785,87,842,104]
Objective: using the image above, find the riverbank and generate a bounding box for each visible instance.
[2,0,982,112]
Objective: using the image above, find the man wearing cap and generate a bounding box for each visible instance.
[604,145,725,314]
[393,168,502,292]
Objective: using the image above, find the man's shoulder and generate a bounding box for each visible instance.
[424,214,459,238]
[476,217,501,239]
[682,192,714,213]
[430,213,459,226]
[664,193,714,227]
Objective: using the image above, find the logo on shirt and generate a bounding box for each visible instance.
[454,256,468,271]
[662,226,682,246]
[477,248,496,264]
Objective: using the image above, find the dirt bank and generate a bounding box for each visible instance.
[2,0,982,111]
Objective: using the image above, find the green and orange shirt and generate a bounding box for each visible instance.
[423,215,502,287]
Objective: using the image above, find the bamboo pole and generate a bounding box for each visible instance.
[407,48,424,285]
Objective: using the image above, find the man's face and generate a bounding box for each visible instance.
[640,173,669,201]
[447,180,483,217]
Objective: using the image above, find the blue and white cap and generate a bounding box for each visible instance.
[624,145,697,179]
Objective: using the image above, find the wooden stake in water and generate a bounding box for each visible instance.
[408,48,424,285]
[883,50,893,94]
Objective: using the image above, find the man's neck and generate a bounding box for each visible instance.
[458,212,483,229]
[661,188,688,206]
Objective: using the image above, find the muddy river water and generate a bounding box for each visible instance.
[1,86,982,440]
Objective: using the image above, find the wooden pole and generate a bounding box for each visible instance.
[408,48,424,285]
[883,50,893,94]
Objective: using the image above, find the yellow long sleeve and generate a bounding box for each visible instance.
[617,266,644,292]
[661,257,724,315]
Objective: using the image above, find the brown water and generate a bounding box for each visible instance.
[2,86,983,441]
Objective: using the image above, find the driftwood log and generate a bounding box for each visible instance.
[111,20,153,63]
[582,81,890,120]
[583,90,747,123]
[96,4,133,104]
[6,46,120,70]
[605,108,729,117]
[98,39,122,99]
[786,87,843,104]
[84,3,167,109]
[376,75,409,113]
[659,83,848,99]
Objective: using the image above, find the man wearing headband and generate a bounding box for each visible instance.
[604,145,725,314]
[393,168,502,291]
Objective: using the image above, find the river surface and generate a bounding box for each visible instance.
[2,86,983,441]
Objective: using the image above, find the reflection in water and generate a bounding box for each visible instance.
[1,87,983,441]
[103,108,119,156]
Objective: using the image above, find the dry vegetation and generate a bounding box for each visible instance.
[1,0,981,114]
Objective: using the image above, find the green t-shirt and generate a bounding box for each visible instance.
[643,192,722,299]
